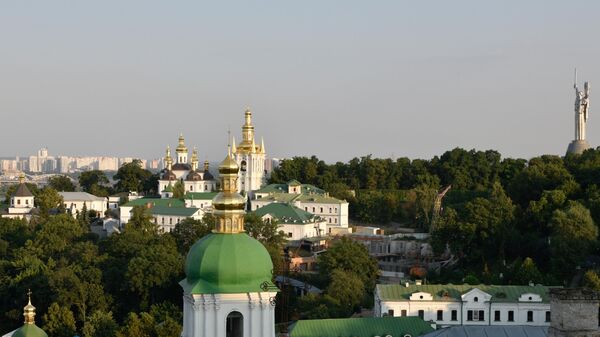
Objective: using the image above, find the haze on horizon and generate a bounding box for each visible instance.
[1,1,599,163]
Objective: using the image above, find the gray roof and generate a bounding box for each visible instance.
[421,326,548,337]
[14,183,33,197]
[59,192,106,202]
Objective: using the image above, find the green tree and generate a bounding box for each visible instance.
[550,202,598,280]
[513,257,544,285]
[79,171,110,196]
[173,180,185,199]
[82,311,117,337]
[326,269,365,316]
[114,160,153,193]
[583,270,600,291]
[48,175,76,192]
[42,302,77,337]
[244,213,286,247]
[318,236,379,291]
[36,187,64,217]
[171,215,215,254]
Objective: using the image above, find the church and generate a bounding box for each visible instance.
[179,148,278,337]
[158,108,267,199]
[158,135,217,197]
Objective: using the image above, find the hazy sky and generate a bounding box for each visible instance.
[1,1,599,163]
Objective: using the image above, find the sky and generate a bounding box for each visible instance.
[1,1,599,163]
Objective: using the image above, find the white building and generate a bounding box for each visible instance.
[231,108,267,196]
[59,192,107,217]
[374,283,553,327]
[250,180,349,232]
[253,203,328,240]
[158,137,217,197]
[1,175,36,220]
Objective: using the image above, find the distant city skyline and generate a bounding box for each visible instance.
[1,1,599,162]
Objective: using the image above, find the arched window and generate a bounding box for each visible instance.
[226,311,243,337]
[240,160,247,172]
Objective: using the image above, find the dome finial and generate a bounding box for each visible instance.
[23,289,36,324]
[19,173,25,184]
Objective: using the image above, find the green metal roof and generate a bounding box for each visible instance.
[257,193,344,205]
[288,179,302,186]
[181,233,275,294]
[123,197,185,208]
[289,317,434,337]
[377,284,556,303]
[12,324,48,337]
[253,203,320,224]
[151,206,199,217]
[185,192,218,200]
[255,182,326,195]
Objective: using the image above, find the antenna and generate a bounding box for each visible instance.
[574,68,578,89]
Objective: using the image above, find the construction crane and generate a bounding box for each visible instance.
[429,185,451,233]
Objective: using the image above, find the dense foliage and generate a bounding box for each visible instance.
[271,148,600,286]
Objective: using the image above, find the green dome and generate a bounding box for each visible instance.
[181,233,275,294]
[13,324,48,337]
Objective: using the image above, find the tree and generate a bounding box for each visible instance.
[82,311,117,337]
[173,180,185,199]
[550,202,598,280]
[35,187,64,217]
[513,257,544,285]
[171,215,215,254]
[317,236,379,291]
[128,205,156,232]
[126,237,183,309]
[583,270,600,291]
[79,171,110,196]
[113,160,153,193]
[48,175,75,192]
[42,302,77,337]
[244,213,286,247]
[326,269,365,316]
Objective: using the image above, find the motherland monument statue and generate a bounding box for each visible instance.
[567,69,591,154]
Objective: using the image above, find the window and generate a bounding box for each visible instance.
[437,310,443,321]
[545,311,551,322]
[329,208,332,213]
[451,310,458,321]
[494,310,501,321]
[388,309,394,316]
[25,199,29,205]
[418,310,424,320]
[226,311,243,337]
[527,310,533,322]
[401,310,407,317]
[320,207,323,213]
[312,207,315,212]
[508,310,514,322]
[305,207,308,211]
[478,310,485,321]
[161,217,165,224]
[473,296,478,302]
[467,310,473,321]
[190,186,193,191]
[288,232,293,238]
[17,199,21,205]
[169,218,172,225]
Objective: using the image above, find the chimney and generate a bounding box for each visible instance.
[548,288,600,337]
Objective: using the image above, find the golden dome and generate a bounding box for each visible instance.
[212,192,246,211]
[219,154,239,174]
